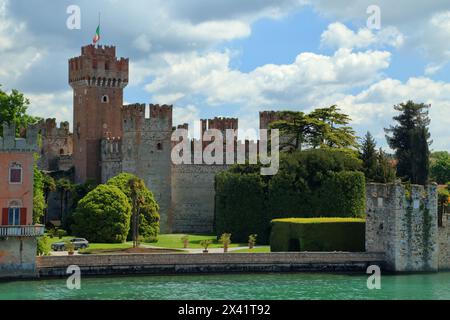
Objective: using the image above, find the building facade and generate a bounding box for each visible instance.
[0,123,44,279]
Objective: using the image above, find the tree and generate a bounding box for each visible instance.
[360,132,378,181]
[56,178,73,222]
[42,174,56,224]
[308,105,359,149]
[269,111,314,151]
[269,106,358,152]
[431,152,450,184]
[0,85,41,136]
[63,179,96,233]
[33,165,46,224]
[71,185,131,243]
[385,101,432,185]
[129,177,146,248]
[107,173,160,242]
[374,148,397,183]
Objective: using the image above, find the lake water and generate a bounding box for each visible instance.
[1,272,449,300]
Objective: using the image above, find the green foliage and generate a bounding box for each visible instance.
[107,173,160,241]
[0,85,41,136]
[385,101,431,185]
[64,179,96,232]
[219,233,232,246]
[200,239,213,250]
[56,229,67,239]
[248,234,258,248]
[33,165,46,224]
[269,105,359,151]
[215,172,269,243]
[37,235,51,256]
[71,184,132,243]
[64,240,75,253]
[430,152,450,184]
[215,149,366,244]
[270,218,366,252]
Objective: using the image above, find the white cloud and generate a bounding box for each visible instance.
[26,90,72,126]
[321,22,404,49]
[144,48,391,108]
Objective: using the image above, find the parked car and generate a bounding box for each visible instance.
[51,238,89,251]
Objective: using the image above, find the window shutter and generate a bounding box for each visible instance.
[2,208,8,226]
[20,208,27,225]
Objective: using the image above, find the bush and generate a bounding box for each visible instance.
[37,235,51,256]
[215,149,366,244]
[215,172,269,243]
[107,173,160,241]
[71,184,132,243]
[270,218,366,252]
[56,229,67,239]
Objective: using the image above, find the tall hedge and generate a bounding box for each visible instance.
[214,149,366,244]
[215,172,268,243]
[71,185,131,243]
[270,218,366,252]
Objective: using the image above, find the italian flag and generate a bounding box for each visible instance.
[93,25,100,44]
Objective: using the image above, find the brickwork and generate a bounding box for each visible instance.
[38,118,73,171]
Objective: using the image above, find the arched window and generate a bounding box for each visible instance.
[157,143,163,151]
[101,95,109,103]
[9,162,22,184]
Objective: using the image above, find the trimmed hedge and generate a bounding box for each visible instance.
[215,172,268,243]
[270,218,366,252]
[214,149,366,244]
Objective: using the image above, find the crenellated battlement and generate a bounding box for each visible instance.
[150,104,173,120]
[39,118,71,138]
[259,110,293,129]
[0,123,39,152]
[69,44,129,88]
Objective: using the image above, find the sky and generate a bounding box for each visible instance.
[0,0,449,151]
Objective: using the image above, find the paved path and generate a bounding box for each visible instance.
[49,246,266,256]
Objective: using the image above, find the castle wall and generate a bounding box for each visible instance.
[438,213,450,270]
[366,183,439,272]
[122,104,173,233]
[38,119,73,172]
[171,164,228,233]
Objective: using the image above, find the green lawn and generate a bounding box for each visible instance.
[46,233,266,252]
[231,247,271,253]
[146,234,247,249]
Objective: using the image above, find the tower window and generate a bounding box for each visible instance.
[101,95,109,103]
[9,162,22,184]
[157,143,163,151]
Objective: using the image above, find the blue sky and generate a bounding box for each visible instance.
[0,0,449,150]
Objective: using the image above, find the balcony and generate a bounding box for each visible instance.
[0,225,45,237]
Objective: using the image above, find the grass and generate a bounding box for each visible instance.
[231,246,271,253]
[146,234,247,249]
[271,217,366,224]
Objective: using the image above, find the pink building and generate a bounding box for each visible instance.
[0,123,44,279]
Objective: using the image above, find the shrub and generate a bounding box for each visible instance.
[270,218,366,252]
[248,234,258,249]
[107,173,160,241]
[181,235,189,248]
[71,184,132,243]
[200,239,212,252]
[215,172,269,243]
[65,240,75,253]
[56,229,67,239]
[215,149,366,244]
[219,233,232,252]
[37,235,51,256]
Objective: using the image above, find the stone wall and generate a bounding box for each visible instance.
[366,183,439,272]
[0,237,37,279]
[122,104,173,233]
[36,252,385,277]
[38,119,73,171]
[171,164,229,233]
[439,213,450,270]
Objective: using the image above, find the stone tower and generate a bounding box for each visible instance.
[69,44,129,183]
[122,104,173,233]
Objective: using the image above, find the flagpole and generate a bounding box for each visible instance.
[98,12,101,46]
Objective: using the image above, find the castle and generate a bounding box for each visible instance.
[39,44,281,233]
